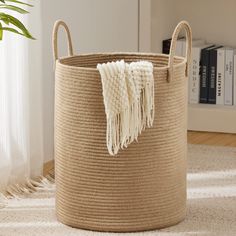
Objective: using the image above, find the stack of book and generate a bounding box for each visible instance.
[162,38,236,106]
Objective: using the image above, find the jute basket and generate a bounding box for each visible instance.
[53,20,192,232]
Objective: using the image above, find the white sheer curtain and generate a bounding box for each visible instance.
[0,1,44,194]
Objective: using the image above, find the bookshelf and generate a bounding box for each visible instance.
[139,0,236,134]
[188,104,236,133]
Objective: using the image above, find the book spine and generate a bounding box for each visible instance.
[224,49,233,105]
[189,47,201,104]
[182,39,186,57]
[176,39,183,56]
[162,39,171,54]
[216,49,225,105]
[208,50,217,104]
[234,54,236,106]
[200,50,209,103]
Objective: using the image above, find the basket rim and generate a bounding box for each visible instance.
[56,52,186,72]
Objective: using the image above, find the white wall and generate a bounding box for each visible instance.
[175,0,236,48]
[151,0,178,53]
[139,0,151,52]
[151,0,236,52]
[41,0,139,162]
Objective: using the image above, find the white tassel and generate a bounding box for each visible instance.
[97,60,154,155]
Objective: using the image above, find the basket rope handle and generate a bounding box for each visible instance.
[52,20,74,62]
[167,21,192,82]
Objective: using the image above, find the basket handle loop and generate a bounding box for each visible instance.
[167,21,192,82]
[52,20,74,62]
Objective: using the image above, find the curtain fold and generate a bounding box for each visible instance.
[0,1,44,194]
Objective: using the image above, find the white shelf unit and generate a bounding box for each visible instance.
[140,0,236,133]
[188,104,236,134]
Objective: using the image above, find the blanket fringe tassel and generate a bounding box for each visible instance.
[107,82,154,155]
[0,169,54,209]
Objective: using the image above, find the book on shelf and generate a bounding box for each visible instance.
[162,38,204,57]
[188,42,208,104]
[162,37,184,56]
[162,38,171,54]
[216,48,225,105]
[175,38,187,57]
[162,37,236,107]
[182,39,205,57]
[224,47,236,106]
[208,46,223,104]
[199,45,215,103]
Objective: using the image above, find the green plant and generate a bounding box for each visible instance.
[0,0,34,40]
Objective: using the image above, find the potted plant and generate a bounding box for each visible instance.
[0,0,34,40]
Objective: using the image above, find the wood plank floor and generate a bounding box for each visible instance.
[43,160,54,176]
[43,131,236,175]
[188,131,236,147]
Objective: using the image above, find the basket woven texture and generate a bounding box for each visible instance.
[53,20,192,232]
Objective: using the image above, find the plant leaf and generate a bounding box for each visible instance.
[4,0,33,7]
[1,17,9,24]
[2,26,25,36]
[0,0,5,3]
[0,4,29,14]
[2,27,36,39]
[0,13,35,39]
[0,22,2,40]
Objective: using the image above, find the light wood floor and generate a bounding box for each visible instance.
[43,161,54,176]
[188,131,236,147]
[43,131,236,176]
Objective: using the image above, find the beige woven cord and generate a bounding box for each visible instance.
[53,20,192,232]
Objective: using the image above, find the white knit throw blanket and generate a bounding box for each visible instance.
[97,60,154,155]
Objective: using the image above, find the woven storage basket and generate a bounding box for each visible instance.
[53,20,192,232]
